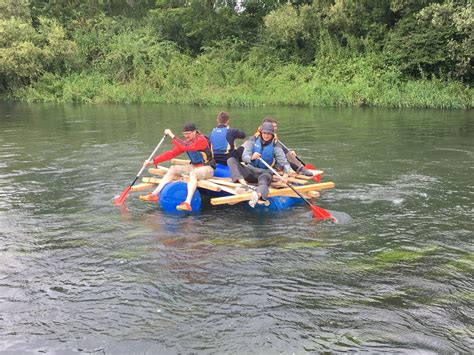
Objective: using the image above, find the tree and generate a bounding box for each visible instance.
[384,1,473,82]
[263,3,303,45]
[0,0,31,20]
[149,0,255,55]
[0,3,77,93]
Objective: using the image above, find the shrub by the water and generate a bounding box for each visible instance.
[1,0,472,109]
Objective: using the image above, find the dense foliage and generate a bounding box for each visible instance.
[0,0,472,108]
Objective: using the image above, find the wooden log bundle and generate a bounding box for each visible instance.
[131,161,333,205]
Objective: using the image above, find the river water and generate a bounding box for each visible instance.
[0,103,472,353]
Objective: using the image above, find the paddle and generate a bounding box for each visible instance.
[114,134,167,206]
[257,157,336,222]
[278,140,320,182]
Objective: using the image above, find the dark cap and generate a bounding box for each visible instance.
[260,121,274,135]
[183,123,197,132]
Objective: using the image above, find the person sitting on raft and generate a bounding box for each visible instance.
[209,111,246,165]
[232,117,315,177]
[227,122,290,208]
[141,123,215,211]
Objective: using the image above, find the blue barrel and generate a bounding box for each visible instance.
[251,195,302,211]
[213,163,231,178]
[159,181,201,212]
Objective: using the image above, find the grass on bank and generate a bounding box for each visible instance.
[11,53,473,109]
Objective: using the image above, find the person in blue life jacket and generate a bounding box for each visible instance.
[232,117,315,177]
[209,111,246,165]
[227,122,290,208]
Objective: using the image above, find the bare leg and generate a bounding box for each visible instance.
[151,167,179,196]
[184,170,198,204]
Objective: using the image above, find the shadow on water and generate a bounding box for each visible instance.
[327,210,353,224]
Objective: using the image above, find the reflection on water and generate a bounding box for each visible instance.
[0,103,473,352]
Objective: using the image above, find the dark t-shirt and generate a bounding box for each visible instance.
[212,125,246,165]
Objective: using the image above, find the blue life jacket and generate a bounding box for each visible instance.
[209,127,230,155]
[250,137,275,169]
[186,136,214,166]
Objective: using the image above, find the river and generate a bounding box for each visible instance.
[0,103,472,353]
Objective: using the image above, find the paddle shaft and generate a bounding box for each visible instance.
[257,157,335,221]
[114,134,166,205]
[257,158,312,207]
[133,134,167,184]
[278,140,307,167]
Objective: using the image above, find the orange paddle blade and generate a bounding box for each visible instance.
[114,185,132,206]
[310,204,336,222]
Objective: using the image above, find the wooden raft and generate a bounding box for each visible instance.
[130,159,334,204]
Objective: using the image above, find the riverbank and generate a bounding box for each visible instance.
[9,64,473,109]
[2,1,473,109]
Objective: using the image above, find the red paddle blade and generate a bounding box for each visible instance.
[303,163,320,182]
[310,204,337,222]
[114,185,132,206]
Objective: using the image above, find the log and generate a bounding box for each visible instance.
[277,176,308,184]
[210,181,335,205]
[143,177,163,184]
[305,191,321,198]
[208,184,238,195]
[194,179,223,192]
[207,178,241,187]
[170,158,191,165]
[130,183,156,192]
[143,163,326,198]
[146,166,237,193]
[208,178,304,194]
[148,167,168,176]
[207,176,232,183]
[143,176,223,192]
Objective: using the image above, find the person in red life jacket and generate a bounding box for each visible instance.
[140,123,215,211]
[209,111,246,165]
[227,122,290,208]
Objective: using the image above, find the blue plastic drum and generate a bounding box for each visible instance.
[159,181,201,212]
[250,195,301,211]
[213,164,231,178]
[269,196,301,211]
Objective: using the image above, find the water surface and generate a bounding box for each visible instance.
[0,103,472,353]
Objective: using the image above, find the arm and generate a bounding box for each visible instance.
[172,134,209,152]
[152,145,183,166]
[275,139,290,154]
[230,128,246,140]
[241,138,255,164]
[152,129,207,165]
[274,146,291,174]
[276,139,298,157]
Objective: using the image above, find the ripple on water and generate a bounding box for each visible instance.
[1,104,473,352]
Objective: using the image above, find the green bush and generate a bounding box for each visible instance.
[384,1,473,82]
[0,16,76,92]
[4,0,472,108]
